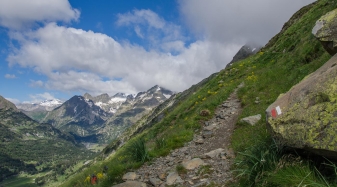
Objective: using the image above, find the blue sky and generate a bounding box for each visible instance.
[0,0,315,104]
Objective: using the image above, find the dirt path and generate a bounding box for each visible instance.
[114,87,242,187]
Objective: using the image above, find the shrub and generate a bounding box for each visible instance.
[199,109,211,116]
[176,164,187,175]
[234,138,282,186]
[125,138,150,163]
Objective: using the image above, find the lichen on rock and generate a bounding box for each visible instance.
[312,8,337,55]
[266,55,337,159]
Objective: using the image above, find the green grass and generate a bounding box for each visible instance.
[60,1,337,186]
[0,176,37,187]
[176,164,187,175]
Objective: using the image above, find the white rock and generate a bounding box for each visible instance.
[122,172,139,181]
[204,148,225,159]
[182,158,205,170]
[112,181,147,187]
[166,172,183,185]
[240,114,261,125]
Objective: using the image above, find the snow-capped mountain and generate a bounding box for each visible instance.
[84,86,174,115]
[16,99,63,112]
[42,96,112,142]
[41,85,174,144]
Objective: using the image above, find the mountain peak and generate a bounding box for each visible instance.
[0,95,19,111]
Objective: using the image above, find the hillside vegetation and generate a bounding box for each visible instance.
[61,1,337,186]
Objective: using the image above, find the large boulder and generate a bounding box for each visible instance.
[266,55,337,159]
[312,8,337,55]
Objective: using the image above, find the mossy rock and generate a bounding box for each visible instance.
[312,8,337,55]
[266,55,337,159]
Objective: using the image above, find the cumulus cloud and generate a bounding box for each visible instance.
[0,0,80,30]
[23,92,57,103]
[5,97,20,104]
[7,22,240,95]
[179,0,316,45]
[116,9,186,51]
[4,74,17,79]
[5,1,316,96]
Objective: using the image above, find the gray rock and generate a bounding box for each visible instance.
[194,138,204,144]
[204,124,217,131]
[112,181,147,187]
[202,130,213,138]
[150,177,162,187]
[240,114,261,125]
[312,8,337,55]
[266,54,337,159]
[182,158,205,170]
[122,172,139,181]
[204,148,225,159]
[166,172,183,185]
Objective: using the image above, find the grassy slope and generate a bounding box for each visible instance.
[60,1,337,186]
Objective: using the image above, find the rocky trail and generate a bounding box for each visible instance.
[113,88,242,187]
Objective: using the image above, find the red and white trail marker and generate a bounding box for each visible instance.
[271,106,282,118]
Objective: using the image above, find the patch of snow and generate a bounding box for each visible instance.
[109,108,117,113]
[163,94,172,99]
[109,97,127,103]
[85,99,93,107]
[95,101,107,107]
[39,99,63,107]
[252,48,256,52]
[138,93,147,100]
[74,106,77,113]
[156,87,161,92]
[156,97,161,99]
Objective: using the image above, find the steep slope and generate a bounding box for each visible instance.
[60,1,337,186]
[226,43,262,67]
[0,96,92,182]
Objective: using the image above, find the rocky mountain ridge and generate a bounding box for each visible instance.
[40,85,174,144]
[16,99,63,112]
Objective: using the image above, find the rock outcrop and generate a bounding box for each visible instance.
[266,55,337,159]
[312,8,337,55]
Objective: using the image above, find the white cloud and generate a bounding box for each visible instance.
[5,1,316,97]
[30,80,44,87]
[179,0,316,45]
[5,97,20,104]
[7,22,240,95]
[117,9,165,29]
[116,9,185,50]
[0,0,80,30]
[4,74,17,79]
[23,92,56,103]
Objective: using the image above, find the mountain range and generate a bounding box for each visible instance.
[17,85,174,144]
[0,95,92,182]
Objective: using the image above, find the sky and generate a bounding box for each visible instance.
[0,0,316,104]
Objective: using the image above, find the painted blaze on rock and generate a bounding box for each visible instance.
[312,8,337,55]
[266,55,337,159]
